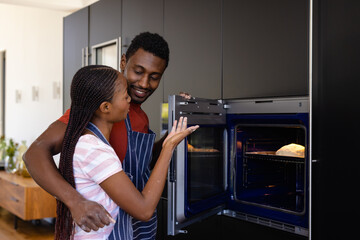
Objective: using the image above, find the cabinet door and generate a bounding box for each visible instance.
[63,7,89,112]
[89,0,122,65]
[122,0,164,140]
[121,0,163,54]
[164,0,222,100]
[312,0,360,239]
[223,0,309,99]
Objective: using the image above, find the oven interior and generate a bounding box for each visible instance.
[235,125,306,214]
[185,126,227,215]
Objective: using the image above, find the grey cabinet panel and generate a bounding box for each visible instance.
[63,7,88,112]
[223,0,309,99]
[122,0,164,140]
[164,0,222,100]
[89,0,122,48]
[121,0,164,54]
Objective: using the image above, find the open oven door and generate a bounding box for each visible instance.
[167,95,230,235]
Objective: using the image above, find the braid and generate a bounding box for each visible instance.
[55,65,118,240]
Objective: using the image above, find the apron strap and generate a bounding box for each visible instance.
[86,122,110,146]
[125,114,132,133]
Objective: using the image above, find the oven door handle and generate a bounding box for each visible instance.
[169,154,176,182]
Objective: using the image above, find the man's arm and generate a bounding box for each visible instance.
[23,120,112,232]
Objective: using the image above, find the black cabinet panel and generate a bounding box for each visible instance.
[223,0,309,99]
[164,0,222,100]
[312,0,360,239]
[63,7,88,111]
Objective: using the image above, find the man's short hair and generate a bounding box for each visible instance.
[125,32,170,68]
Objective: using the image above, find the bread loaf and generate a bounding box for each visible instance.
[275,143,305,158]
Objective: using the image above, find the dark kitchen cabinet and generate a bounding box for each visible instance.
[63,7,88,111]
[63,0,121,111]
[88,0,121,70]
[312,0,360,239]
[121,0,163,54]
[89,0,121,53]
[222,0,309,99]
[163,0,222,100]
[121,0,164,140]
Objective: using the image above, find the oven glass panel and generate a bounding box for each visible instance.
[235,125,306,214]
[186,127,225,204]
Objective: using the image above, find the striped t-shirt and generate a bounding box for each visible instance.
[73,134,123,240]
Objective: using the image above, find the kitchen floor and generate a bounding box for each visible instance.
[0,207,54,240]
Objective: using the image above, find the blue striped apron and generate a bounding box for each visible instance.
[108,115,157,240]
[86,122,133,240]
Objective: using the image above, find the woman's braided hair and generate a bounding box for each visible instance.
[55,65,119,240]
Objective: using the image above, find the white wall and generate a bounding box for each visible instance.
[0,3,68,147]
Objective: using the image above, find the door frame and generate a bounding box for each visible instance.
[0,51,5,136]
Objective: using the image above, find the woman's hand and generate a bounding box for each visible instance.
[162,117,199,150]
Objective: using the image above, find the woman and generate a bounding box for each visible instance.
[55,65,198,240]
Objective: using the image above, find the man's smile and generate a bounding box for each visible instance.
[130,86,150,98]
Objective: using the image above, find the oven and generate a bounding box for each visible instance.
[167,95,309,237]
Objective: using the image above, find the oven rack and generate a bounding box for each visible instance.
[245,152,304,164]
[187,151,221,158]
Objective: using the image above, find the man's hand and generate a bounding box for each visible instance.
[179,92,192,99]
[70,198,115,232]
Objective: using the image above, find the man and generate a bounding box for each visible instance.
[24,32,184,240]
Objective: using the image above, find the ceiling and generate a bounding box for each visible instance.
[0,0,99,12]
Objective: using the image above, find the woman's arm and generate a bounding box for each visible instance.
[23,120,112,231]
[101,117,198,221]
[150,92,191,169]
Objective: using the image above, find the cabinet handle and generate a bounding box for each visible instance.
[85,47,89,66]
[118,37,122,71]
[81,47,89,67]
[81,48,85,67]
[10,196,19,202]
